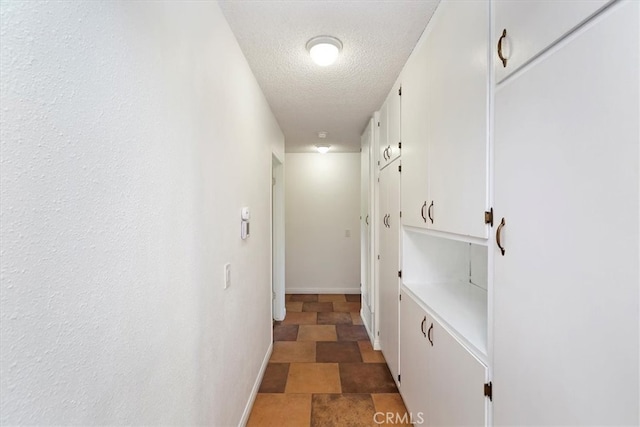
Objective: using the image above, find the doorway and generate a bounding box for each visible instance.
[271,154,285,320]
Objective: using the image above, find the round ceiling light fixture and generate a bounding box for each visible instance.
[306,36,343,66]
[315,145,331,154]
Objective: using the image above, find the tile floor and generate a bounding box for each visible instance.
[247,294,411,427]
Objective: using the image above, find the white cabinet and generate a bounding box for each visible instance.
[493,1,639,424]
[360,119,375,333]
[400,289,487,427]
[378,159,401,384]
[401,0,490,239]
[494,0,611,82]
[378,81,401,170]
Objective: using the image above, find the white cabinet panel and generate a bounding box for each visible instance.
[361,119,373,323]
[400,35,430,229]
[493,2,639,424]
[425,0,489,238]
[495,0,611,82]
[378,101,389,169]
[379,82,401,170]
[379,160,401,383]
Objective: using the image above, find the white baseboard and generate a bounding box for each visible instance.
[361,308,375,345]
[373,338,381,351]
[239,341,273,426]
[285,287,361,294]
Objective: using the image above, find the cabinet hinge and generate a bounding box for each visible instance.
[484,382,493,401]
[399,294,402,301]
[484,207,494,227]
[398,165,401,172]
[377,331,380,336]
[377,177,380,182]
[377,121,380,127]
[377,161,380,166]
[398,270,402,278]
[398,374,401,383]
[398,87,402,96]
[377,255,380,260]
[398,142,401,149]
[399,211,402,218]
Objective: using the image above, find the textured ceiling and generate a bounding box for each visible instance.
[218,0,439,153]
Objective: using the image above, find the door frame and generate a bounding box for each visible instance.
[271,153,285,320]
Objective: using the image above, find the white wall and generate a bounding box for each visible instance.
[0,1,283,425]
[285,153,361,294]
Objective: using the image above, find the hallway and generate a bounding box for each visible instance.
[247,294,411,427]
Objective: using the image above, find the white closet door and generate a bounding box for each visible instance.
[493,2,639,424]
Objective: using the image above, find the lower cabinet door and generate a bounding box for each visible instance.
[427,320,487,426]
[399,292,429,424]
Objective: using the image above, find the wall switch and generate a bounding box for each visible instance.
[224,263,231,289]
[345,229,351,237]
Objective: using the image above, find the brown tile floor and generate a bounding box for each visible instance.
[247,294,411,427]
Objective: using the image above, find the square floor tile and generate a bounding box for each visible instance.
[282,312,317,325]
[358,341,386,363]
[318,294,347,302]
[316,341,363,363]
[259,363,290,393]
[339,363,398,393]
[371,394,413,426]
[285,294,292,302]
[351,312,364,325]
[333,302,362,313]
[302,302,335,312]
[336,324,370,341]
[317,312,353,325]
[345,294,361,303]
[285,363,342,394]
[290,294,319,302]
[274,324,299,341]
[270,341,316,363]
[247,393,311,427]
[311,394,376,427]
[286,301,304,312]
[297,325,337,341]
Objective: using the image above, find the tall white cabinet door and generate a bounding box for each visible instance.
[400,37,429,229]
[378,161,401,384]
[378,101,389,169]
[360,121,372,318]
[426,0,489,238]
[399,292,430,421]
[493,2,639,425]
[494,0,611,82]
[386,82,401,164]
[428,321,487,427]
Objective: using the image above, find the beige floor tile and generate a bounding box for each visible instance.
[270,341,316,363]
[297,325,337,341]
[311,394,376,427]
[318,294,347,302]
[282,312,317,325]
[371,393,414,426]
[285,363,342,394]
[247,393,311,427]
[358,340,386,363]
[286,301,304,312]
[351,312,364,325]
[333,302,362,313]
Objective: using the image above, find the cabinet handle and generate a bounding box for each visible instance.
[387,146,392,159]
[421,316,427,338]
[365,215,369,225]
[421,201,427,222]
[427,201,434,224]
[427,323,434,346]
[497,29,508,68]
[384,214,389,228]
[386,214,391,228]
[496,217,506,256]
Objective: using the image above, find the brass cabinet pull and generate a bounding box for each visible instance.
[421,316,427,337]
[421,201,427,222]
[497,29,508,68]
[427,323,434,346]
[427,201,434,224]
[496,217,506,256]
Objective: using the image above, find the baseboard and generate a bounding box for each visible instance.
[239,341,273,426]
[285,287,361,294]
[373,337,381,351]
[361,308,375,345]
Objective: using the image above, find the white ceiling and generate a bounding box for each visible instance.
[218,0,439,153]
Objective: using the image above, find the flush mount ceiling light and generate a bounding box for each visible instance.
[306,36,343,66]
[315,145,331,154]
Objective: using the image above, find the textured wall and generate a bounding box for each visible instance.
[285,153,360,294]
[0,1,283,425]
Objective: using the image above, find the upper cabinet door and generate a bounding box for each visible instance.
[401,35,430,229]
[379,82,401,169]
[426,0,489,238]
[495,0,611,82]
